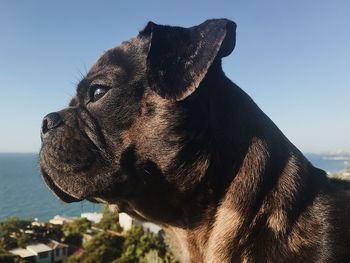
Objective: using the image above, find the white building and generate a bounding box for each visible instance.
[27,244,52,263]
[119,212,138,231]
[118,212,161,233]
[9,248,36,262]
[81,212,103,224]
[49,215,74,225]
[9,241,69,263]
[47,239,69,263]
[10,243,52,263]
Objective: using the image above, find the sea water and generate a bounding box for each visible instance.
[0,153,101,221]
[0,153,346,222]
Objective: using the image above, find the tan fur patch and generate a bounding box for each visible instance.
[205,207,243,263]
[266,155,300,234]
[205,138,269,263]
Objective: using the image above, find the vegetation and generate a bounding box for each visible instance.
[62,218,92,246]
[114,225,164,263]
[95,206,122,232]
[0,207,178,263]
[0,217,64,263]
[66,224,177,263]
[66,232,124,263]
[0,217,32,250]
[63,218,92,236]
[0,253,19,263]
[0,217,63,250]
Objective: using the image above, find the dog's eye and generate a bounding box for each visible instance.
[88,85,110,103]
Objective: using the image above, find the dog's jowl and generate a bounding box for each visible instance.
[40,19,350,262]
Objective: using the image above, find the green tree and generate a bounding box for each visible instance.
[0,218,31,233]
[140,250,164,263]
[62,218,92,236]
[0,217,32,249]
[114,225,165,263]
[66,232,124,263]
[64,233,83,247]
[45,223,64,241]
[30,223,63,241]
[62,218,92,246]
[0,246,6,254]
[0,219,65,252]
[96,206,122,232]
[0,253,20,263]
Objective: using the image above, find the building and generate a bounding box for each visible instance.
[143,222,162,234]
[118,212,161,234]
[10,243,52,263]
[8,248,36,263]
[46,240,69,263]
[9,240,69,263]
[118,212,141,231]
[27,244,52,263]
[81,212,103,224]
[49,215,75,225]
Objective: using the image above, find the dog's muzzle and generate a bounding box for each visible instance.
[41,112,63,140]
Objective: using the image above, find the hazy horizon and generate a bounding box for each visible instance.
[0,151,348,155]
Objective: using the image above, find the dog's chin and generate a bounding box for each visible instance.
[39,154,124,204]
[41,169,83,203]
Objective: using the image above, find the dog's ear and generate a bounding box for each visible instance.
[140,19,236,101]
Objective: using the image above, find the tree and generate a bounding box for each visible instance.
[0,253,20,263]
[62,218,92,237]
[66,232,124,263]
[0,217,65,251]
[0,216,179,263]
[0,242,20,263]
[62,218,92,246]
[45,223,64,241]
[95,205,122,232]
[64,233,83,247]
[114,225,165,263]
[0,217,32,249]
[140,250,164,263]
[29,223,63,244]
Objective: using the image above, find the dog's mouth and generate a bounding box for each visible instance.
[39,106,115,204]
[41,169,82,203]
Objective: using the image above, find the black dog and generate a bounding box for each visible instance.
[40,19,350,262]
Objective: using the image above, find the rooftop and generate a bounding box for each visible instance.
[81,212,103,224]
[26,243,52,254]
[9,248,35,258]
[49,215,75,225]
[46,239,69,249]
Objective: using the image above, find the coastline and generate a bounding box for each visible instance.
[0,153,348,222]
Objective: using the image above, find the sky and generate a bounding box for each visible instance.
[0,0,349,154]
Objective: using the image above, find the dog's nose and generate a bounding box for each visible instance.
[41,112,63,135]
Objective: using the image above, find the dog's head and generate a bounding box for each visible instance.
[40,19,236,223]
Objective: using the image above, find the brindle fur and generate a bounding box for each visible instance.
[40,19,350,262]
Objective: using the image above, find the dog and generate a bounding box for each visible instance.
[40,19,350,262]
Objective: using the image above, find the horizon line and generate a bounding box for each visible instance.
[0,151,346,155]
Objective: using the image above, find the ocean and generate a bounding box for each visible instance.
[0,153,101,222]
[0,153,347,222]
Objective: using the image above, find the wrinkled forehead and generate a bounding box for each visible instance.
[85,36,150,83]
[72,36,150,104]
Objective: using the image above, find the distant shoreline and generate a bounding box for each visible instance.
[0,152,38,154]
[0,153,347,221]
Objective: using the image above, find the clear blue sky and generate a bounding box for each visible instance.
[0,0,349,153]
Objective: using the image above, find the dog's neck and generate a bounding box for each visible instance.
[163,66,329,263]
[165,141,327,263]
